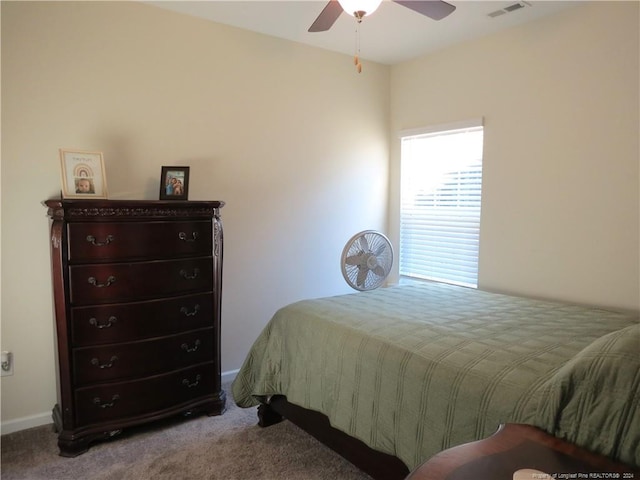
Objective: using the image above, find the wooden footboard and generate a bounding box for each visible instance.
[258,395,410,480]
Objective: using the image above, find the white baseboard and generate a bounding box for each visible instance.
[1,412,52,436]
[221,368,239,385]
[2,369,241,436]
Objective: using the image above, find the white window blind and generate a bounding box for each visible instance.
[400,123,484,288]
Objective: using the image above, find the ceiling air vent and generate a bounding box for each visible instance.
[488,1,531,18]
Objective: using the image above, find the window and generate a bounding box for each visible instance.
[400,120,484,288]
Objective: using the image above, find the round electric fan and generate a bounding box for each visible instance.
[341,230,393,291]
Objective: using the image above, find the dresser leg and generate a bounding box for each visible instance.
[57,438,91,458]
[57,428,122,457]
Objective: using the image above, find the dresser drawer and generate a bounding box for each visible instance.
[67,221,213,262]
[74,363,215,427]
[73,329,214,385]
[71,293,214,346]
[69,257,212,305]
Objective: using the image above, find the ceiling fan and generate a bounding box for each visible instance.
[308,0,457,32]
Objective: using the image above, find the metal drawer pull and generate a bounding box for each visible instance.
[89,316,117,329]
[93,394,120,409]
[178,232,198,242]
[179,268,199,280]
[91,355,118,368]
[91,356,118,369]
[180,305,200,317]
[88,276,116,288]
[181,339,201,353]
[182,374,202,388]
[86,234,114,246]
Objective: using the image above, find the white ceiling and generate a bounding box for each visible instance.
[146,1,581,65]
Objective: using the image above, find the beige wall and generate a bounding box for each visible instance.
[389,1,639,311]
[0,1,390,430]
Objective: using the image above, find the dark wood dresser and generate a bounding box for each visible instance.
[44,199,226,456]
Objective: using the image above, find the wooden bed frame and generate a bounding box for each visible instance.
[257,395,410,480]
[257,398,640,480]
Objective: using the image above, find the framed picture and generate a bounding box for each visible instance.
[59,149,108,199]
[159,166,190,200]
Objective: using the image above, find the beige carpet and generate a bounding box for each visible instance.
[1,384,372,480]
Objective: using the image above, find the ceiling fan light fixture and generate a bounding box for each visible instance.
[338,0,383,19]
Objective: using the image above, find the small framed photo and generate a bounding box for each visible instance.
[159,166,190,200]
[59,149,108,199]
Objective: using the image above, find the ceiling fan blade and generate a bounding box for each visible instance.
[393,0,456,21]
[309,0,343,32]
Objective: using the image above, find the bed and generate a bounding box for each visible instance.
[231,281,640,478]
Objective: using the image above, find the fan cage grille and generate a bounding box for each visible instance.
[341,230,394,291]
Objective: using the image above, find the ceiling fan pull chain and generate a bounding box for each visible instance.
[354,23,362,73]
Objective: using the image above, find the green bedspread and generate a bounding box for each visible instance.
[232,282,639,470]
